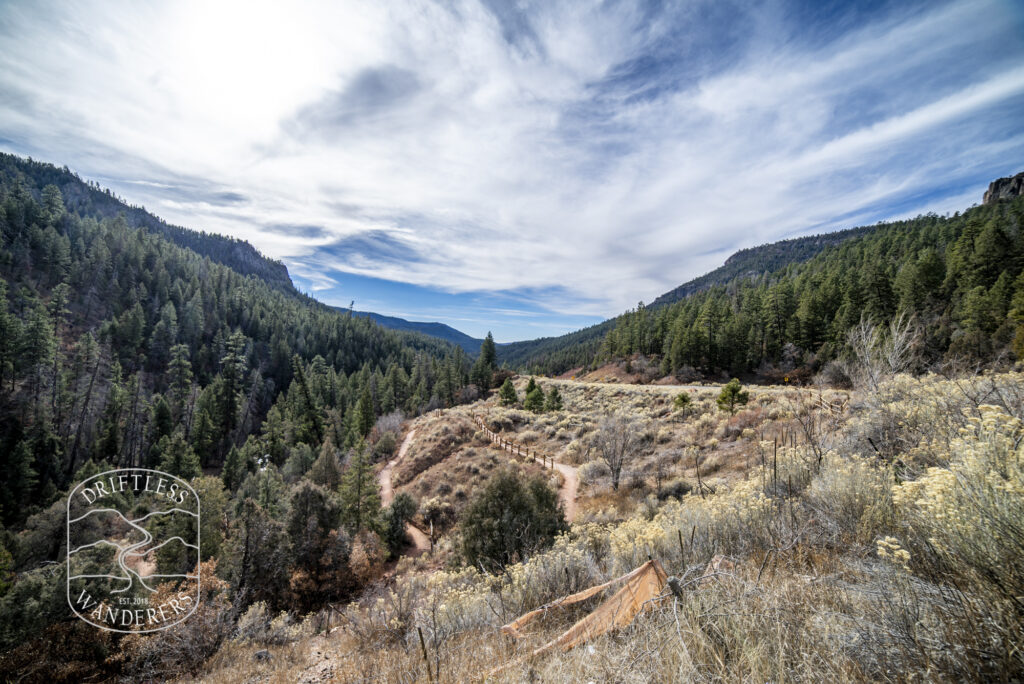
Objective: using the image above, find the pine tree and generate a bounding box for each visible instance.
[0,280,19,394]
[339,447,381,533]
[191,406,216,466]
[0,441,37,526]
[218,330,247,440]
[717,378,749,414]
[499,377,518,406]
[151,395,174,444]
[355,386,374,438]
[156,431,201,479]
[94,362,125,462]
[291,355,325,443]
[310,438,342,490]
[544,385,563,411]
[471,332,497,389]
[167,344,193,415]
[524,385,544,413]
[222,445,246,491]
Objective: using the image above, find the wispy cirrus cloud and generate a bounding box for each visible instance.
[0,0,1022,340]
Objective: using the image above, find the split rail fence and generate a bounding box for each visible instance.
[473,413,555,470]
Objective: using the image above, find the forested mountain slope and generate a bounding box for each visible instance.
[505,186,1024,379]
[649,225,876,308]
[0,156,475,529]
[0,154,294,290]
[498,224,875,372]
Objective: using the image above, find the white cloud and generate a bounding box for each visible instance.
[0,0,1022,322]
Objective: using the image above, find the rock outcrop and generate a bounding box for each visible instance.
[983,171,1024,205]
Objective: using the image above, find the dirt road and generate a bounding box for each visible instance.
[378,429,430,555]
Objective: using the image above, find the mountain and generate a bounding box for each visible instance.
[497,226,876,371]
[350,310,485,354]
[498,225,874,372]
[502,175,1024,378]
[0,154,294,291]
[648,225,875,307]
[0,153,473,529]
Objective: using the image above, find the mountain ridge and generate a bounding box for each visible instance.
[0,153,295,291]
[349,310,485,354]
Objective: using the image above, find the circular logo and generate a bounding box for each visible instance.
[66,468,200,632]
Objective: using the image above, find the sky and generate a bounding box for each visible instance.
[1,0,1023,342]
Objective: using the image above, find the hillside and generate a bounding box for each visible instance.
[0,154,294,291]
[498,226,877,373]
[649,225,876,308]
[91,371,1024,683]
[503,181,1024,378]
[0,153,490,677]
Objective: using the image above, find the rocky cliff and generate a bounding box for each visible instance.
[983,171,1024,205]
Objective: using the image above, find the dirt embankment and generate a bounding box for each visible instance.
[390,415,475,487]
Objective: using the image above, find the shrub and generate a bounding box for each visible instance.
[118,561,232,680]
[373,431,398,460]
[657,477,692,501]
[518,430,540,444]
[673,392,693,410]
[578,459,610,486]
[233,601,307,645]
[459,469,567,572]
[382,492,418,557]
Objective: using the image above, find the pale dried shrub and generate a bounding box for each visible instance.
[518,430,540,444]
[578,459,610,486]
[805,452,894,544]
[233,602,307,645]
[693,412,717,441]
[699,451,726,475]
[349,530,386,585]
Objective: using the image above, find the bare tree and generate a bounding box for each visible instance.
[374,410,405,436]
[652,449,675,497]
[594,413,645,491]
[847,311,920,393]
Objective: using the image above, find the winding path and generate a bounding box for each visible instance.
[546,459,578,521]
[477,414,579,521]
[378,429,431,555]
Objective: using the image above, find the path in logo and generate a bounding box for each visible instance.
[67,468,200,632]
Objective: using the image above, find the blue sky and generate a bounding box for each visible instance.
[1,0,1023,342]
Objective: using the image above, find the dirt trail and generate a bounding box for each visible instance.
[549,377,819,396]
[546,459,578,521]
[378,429,430,555]
[477,413,579,521]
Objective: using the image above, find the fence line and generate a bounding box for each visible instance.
[473,413,554,470]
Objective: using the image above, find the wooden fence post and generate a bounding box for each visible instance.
[418,627,434,683]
